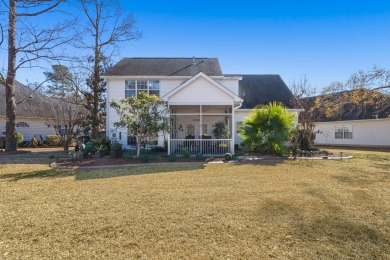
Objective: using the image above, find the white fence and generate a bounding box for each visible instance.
[170,139,232,156]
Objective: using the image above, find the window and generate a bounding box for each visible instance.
[137,80,148,96]
[59,124,68,136]
[128,126,137,145]
[128,135,137,146]
[16,122,29,127]
[149,80,160,96]
[125,80,136,97]
[125,80,160,97]
[335,126,353,139]
[187,124,195,136]
[201,124,208,136]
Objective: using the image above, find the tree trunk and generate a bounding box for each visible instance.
[5,0,17,152]
[63,141,69,153]
[136,141,141,158]
[91,22,100,139]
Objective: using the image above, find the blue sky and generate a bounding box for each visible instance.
[11,0,390,93]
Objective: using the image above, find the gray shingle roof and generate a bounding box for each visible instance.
[0,81,57,118]
[237,75,301,109]
[104,57,223,76]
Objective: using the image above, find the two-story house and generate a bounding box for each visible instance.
[103,57,302,155]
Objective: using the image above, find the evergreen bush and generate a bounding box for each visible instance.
[224,153,232,161]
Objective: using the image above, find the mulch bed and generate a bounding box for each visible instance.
[55,156,224,167]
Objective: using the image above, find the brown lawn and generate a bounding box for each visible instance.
[0,148,389,259]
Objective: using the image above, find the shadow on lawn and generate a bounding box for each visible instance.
[256,198,390,258]
[0,151,67,165]
[75,163,206,181]
[0,168,75,182]
[236,157,287,166]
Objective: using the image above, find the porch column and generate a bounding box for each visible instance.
[231,104,234,154]
[168,104,171,155]
[200,105,203,154]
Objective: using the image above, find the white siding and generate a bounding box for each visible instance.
[314,119,390,147]
[234,110,251,145]
[0,117,56,141]
[106,79,128,147]
[160,79,186,96]
[216,78,239,95]
[169,77,234,105]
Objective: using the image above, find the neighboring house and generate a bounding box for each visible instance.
[103,57,302,155]
[300,90,390,147]
[0,81,57,142]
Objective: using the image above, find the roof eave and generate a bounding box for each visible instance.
[102,75,225,80]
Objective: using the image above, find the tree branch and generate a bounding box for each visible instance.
[16,0,63,17]
[372,85,390,91]
[16,79,50,104]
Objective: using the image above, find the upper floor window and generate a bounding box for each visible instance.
[335,126,352,139]
[125,80,160,98]
[16,122,29,127]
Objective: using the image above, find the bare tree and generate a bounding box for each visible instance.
[3,0,75,151]
[76,0,142,139]
[289,74,316,98]
[322,65,390,94]
[346,66,390,92]
[44,100,86,153]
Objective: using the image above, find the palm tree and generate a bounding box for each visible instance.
[239,102,294,155]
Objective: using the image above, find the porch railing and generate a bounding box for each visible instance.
[170,139,232,156]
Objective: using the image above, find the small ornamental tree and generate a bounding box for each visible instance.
[110,92,171,158]
[238,102,294,155]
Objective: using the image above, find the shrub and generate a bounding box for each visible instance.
[48,154,55,160]
[181,147,190,158]
[46,135,60,146]
[195,153,204,160]
[300,129,316,150]
[95,144,108,152]
[151,146,166,153]
[232,154,239,160]
[85,141,94,153]
[290,128,316,151]
[111,142,122,151]
[239,102,294,155]
[224,153,232,161]
[92,135,111,151]
[169,154,177,162]
[15,132,24,146]
[140,154,149,163]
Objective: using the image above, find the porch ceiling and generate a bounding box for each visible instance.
[170,105,232,114]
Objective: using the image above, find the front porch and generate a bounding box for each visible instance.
[169,105,234,156]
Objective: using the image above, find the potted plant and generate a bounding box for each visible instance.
[83,141,94,159]
[110,142,123,159]
[95,144,107,158]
